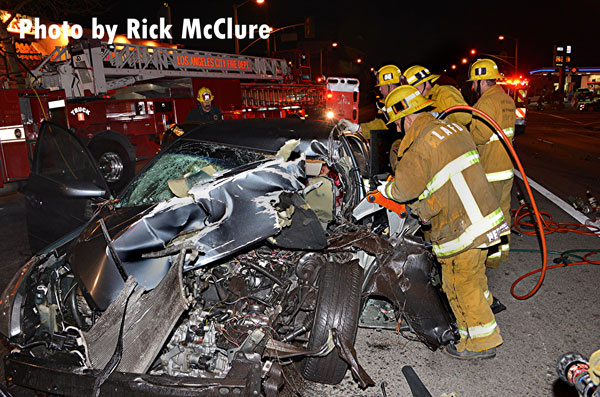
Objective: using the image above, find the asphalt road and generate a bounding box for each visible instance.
[513,109,600,205]
[0,109,598,396]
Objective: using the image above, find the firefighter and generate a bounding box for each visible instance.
[468,59,516,269]
[403,65,471,127]
[339,65,403,167]
[185,87,223,123]
[378,85,509,359]
[339,65,403,139]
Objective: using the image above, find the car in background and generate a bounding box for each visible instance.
[1,119,456,395]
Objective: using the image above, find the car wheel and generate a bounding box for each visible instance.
[301,260,362,384]
[89,140,134,195]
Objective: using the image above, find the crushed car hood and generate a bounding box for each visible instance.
[69,157,326,311]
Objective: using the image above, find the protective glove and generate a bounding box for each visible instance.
[338,119,360,133]
[376,178,394,200]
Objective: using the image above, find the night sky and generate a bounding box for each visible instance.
[73,0,600,81]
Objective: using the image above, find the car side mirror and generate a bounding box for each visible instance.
[60,180,107,198]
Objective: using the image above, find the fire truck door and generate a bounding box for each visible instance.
[0,93,30,186]
[22,122,110,253]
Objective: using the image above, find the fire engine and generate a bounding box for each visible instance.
[499,76,528,134]
[0,39,359,193]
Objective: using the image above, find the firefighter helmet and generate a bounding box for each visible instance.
[404,65,439,87]
[197,87,214,102]
[384,86,434,124]
[468,59,502,81]
[375,65,403,87]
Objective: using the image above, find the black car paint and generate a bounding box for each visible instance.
[3,118,459,395]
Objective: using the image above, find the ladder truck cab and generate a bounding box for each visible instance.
[499,76,528,134]
[0,40,359,193]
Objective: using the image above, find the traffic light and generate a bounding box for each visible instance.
[304,16,315,39]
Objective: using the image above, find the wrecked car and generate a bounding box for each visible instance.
[1,119,457,395]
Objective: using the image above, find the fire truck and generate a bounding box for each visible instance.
[0,40,359,193]
[499,76,528,134]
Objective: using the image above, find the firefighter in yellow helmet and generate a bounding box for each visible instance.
[339,65,403,140]
[378,85,508,359]
[339,65,404,167]
[185,87,223,123]
[404,65,471,127]
[468,59,516,269]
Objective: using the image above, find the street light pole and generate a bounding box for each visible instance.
[474,52,515,69]
[233,0,247,54]
[239,23,303,55]
[499,35,518,74]
[515,37,519,75]
[234,0,264,54]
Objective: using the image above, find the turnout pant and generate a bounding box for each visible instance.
[486,178,513,268]
[439,248,503,352]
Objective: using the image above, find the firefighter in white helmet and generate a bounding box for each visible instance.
[404,65,471,127]
[378,85,508,359]
[185,87,223,123]
[468,59,516,269]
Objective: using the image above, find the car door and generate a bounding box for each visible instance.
[22,121,110,253]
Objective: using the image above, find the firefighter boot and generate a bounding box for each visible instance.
[444,343,497,360]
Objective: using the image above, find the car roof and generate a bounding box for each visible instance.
[173,119,335,155]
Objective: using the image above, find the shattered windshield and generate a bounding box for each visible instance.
[118,140,266,207]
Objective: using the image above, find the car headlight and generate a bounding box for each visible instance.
[0,256,37,339]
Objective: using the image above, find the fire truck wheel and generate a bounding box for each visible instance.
[89,141,134,194]
[301,260,362,384]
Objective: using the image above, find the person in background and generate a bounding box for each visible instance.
[185,87,223,123]
[403,65,471,127]
[468,59,516,270]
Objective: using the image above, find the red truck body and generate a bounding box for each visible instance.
[1,38,360,191]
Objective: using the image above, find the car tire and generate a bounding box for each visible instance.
[89,140,134,195]
[301,260,362,384]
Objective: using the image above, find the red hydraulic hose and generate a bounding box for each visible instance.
[438,105,548,300]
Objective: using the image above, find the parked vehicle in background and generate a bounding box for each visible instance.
[573,88,599,111]
[1,41,359,194]
[499,76,528,134]
[325,77,360,123]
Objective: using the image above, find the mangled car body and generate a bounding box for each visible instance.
[1,119,456,395]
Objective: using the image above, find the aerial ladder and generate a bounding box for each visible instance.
[31,40,291,98]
